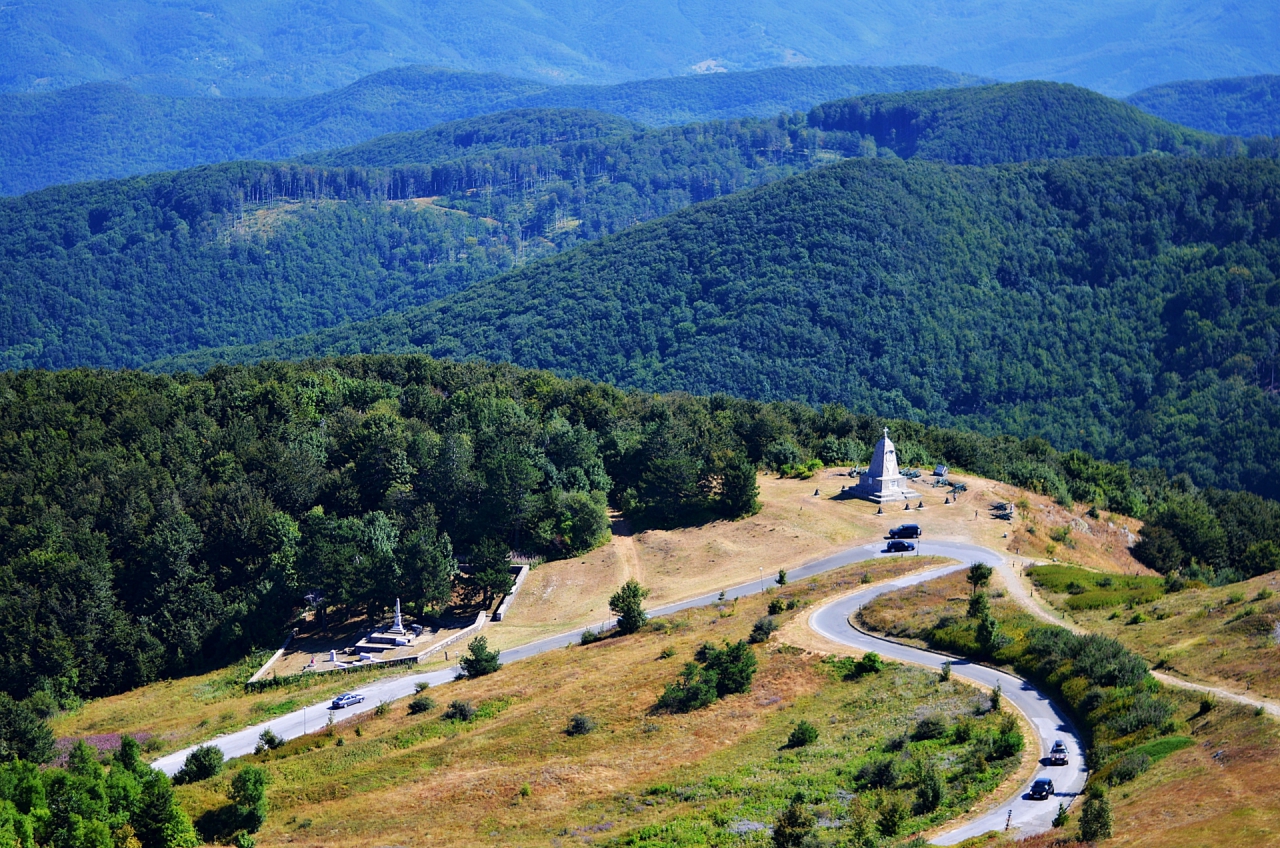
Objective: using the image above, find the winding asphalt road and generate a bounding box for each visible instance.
[151,537,1087,844]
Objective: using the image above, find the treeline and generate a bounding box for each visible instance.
[6,354,1280,710]
[1133,487,1280,584]
[809,81,1229,164]
[2,81,1254,374]
[0,64,987,195]
[172,154,1280,501]
[1127,74,1280,138]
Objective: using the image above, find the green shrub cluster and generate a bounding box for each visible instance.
[655,641,757,713]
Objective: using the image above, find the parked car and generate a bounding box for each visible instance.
[888,524,922,539]
[886,540,916,552]
[1050,740,1069,766]
[331,693,365,709]
[1029,778,1055,800]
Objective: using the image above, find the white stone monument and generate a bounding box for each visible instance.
[851,428,921,504]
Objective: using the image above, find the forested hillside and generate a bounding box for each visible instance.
[169,155,1280,500]
[2,0,1276,97]
[810,82,1223,164]
[0,84,1236,373]
[6,355,1277,706]
[0,64,987,195]
[1128,74,1280,138]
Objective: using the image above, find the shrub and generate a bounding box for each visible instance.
[989,682,1002,712]
[877,797,908,837]
[443,700,476,721]
[1106,751,1151,785]
[749,616,779,644]
[610,579,651,634]
[768,598,787,615]
[655,662,719,713]
[580,628,603,645]
[253,727,283,754]
[914,762,945,813]
[230,764,270,833]
[850,651,884,678]
[772,793,815,848]
[967,591,990,619]
[414,681,431,693]
[407,696,436,715]
[912,715,949,741]
[703,640,758,696]
[175,744,223,784]
[786,720,819,748]
[374,702,389,717]
[1053,803,1070,828]
[940,660,952,682]
[856,756,898,790]
[1256,588,1275,601]
[459,635,501,677]
[658,645,676,659]
[776,569,788,586]
[1079,790,1113,841]
[566,714,597,736]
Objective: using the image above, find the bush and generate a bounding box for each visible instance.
[1053,803,1070,828]
[914,763,945,813]
[768,598,787,615]
[256,728,284,753]
[772,793,815,848]
[849,651,884,678]
[459,635,501,677]
[230,765,270,833]
[1106,751,1151,785]
[414,681,431,693]
[175,744,224,784]
[776,569,788,585]
[856,756,898,789]
[658,645,676,659]
[407,696,436,715]
[443,700,476,721]
[655,662,719,713]
[749,615,779,644]
[967,591,990,619]
[1079,790,1113,841]
[912,715,949,741]
[610,579,651,634]
[877,797,908,837]
[566,714,597,736]
[580,628,604,645]
[786,720,819,748]
[940,660,952,682]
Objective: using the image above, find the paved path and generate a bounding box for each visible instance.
[151,536,1086,847]
[152,537,936,775]
[806,543,1088,845]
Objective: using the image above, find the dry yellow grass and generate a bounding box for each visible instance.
[177,559,1017,848]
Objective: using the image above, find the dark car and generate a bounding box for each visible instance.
[1029,778,1055,800]
[886,540,916,552]
[1050,740,1069,766]
[888,524,922,539]
[331,693,365,709]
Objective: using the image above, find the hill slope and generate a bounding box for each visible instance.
[811,82,1221,164]
[1127,74,1280,138]
[0,64,988,195]
[0,83,1234,374]
[164,155,1280,499]
[2,0,1277,97]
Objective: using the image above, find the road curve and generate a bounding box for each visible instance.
[153,537,1086,848]
[808,545,1088,845]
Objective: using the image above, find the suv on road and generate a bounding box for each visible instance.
[1029,778,1055,800]
[1050,740,1069,766]
[885,540,916,553]
[888,524,921,539]
[331,693,366,709]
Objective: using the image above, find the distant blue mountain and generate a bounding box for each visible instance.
[1,0,1276,98]
[0,64,989,195]
[1128,74,1280,138]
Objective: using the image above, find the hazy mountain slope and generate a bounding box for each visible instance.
[0,84,1232,373]
[1127,74,1280,138]
[1,0,1276,98]
[162,156,1280,499]
[0,64,986,195]
[811,82,1222,164]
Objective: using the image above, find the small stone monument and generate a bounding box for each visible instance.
[851,428,921,504]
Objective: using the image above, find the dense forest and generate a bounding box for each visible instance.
[1,83,1239,373]
[168,154,1280,500]
[810,82,1225,164]
[4,355,1278,708]
[1128,74,1280,138]
[0,64,987,195]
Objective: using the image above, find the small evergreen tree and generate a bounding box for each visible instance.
[914,761,945,813]
[175,745,223,785]
[459,635,501,677]
[1079,788,1113,841]
[609,579,650,634]
[229,765,269,833]
[786,720,819,749]
[772,793,815,848]
[966,562,993,594]
[967,591,990,619]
